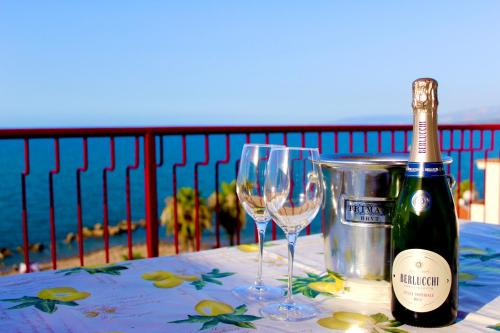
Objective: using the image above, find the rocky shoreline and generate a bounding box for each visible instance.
[0,219,169,276]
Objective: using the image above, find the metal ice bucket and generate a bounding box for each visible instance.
[319,153,453,287]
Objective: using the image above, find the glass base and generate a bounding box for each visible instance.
[260,302,318,321]
[232,284,284,302]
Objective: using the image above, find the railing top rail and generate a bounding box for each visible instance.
[0,124,499,139]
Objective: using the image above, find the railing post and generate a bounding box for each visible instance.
[144,132,159,257]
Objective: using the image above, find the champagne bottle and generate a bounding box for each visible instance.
[391,78,458,327]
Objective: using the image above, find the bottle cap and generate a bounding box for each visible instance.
[412,78,438,110]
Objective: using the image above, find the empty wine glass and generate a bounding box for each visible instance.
[233,143,285,301]
[261,147,324,321]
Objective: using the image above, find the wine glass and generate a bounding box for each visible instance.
[261,147,324,321]
[233,143,285,301]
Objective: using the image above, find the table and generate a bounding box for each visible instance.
[1,222,499,332]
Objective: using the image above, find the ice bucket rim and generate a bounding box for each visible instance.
[318,153,452,168]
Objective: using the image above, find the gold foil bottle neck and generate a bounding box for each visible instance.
[409,78,442,163]
[412,78,438,110]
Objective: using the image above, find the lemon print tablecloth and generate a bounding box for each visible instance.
[0,222,499,332]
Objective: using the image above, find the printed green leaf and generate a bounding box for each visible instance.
[384,320,403,327]
[459,272,476,281]
[200,319,220,330]
[306,272,320,279]
[1,296,39,303]
[303,288,320,298]
[187,269,234,290]
[209,272,235,278]
[370,313,389,323]
[169,318,198,324]
[233,304,247,315]
[56,267,80,275]
[8,302,39,310]
[219,316,253,328]
[460,247,488,255]
[187,315,215,323]
[488,266,500,272]
[57,301,78,307]
[35,300,57,313]
[461,252,500,262]
[171,302,261,330]
[57,265,128,276]
[279,272,342,299]
[222,314,261,322]
[201,275,223,285]
[480,253,500,262]
[191,280,206,290]
[327,270,345,280]
[235,321,256,329]
[460,280,485,287]
[487,323,500,331]
[96,269,120,276]
[1,295,82,314]
[168,315,214,324]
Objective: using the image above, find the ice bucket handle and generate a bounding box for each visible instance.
[446,174,456,190]
[306,171,325,209]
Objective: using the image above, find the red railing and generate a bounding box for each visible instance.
[0,124,498,273]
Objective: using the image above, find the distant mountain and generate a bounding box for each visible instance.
[335,106,500,124]
[439,106,500,124]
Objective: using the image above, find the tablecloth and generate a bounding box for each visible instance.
[1,222,499,332]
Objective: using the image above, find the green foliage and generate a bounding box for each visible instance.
[160,187,212,251]
[208,180,245,246]
[454,179,476,199]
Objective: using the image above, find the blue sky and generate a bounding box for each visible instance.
[1,1,499,127]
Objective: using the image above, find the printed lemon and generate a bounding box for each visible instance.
[153,276,184,288]
[194,300,234,316]
[142,271,175,281]
[237,244,259,252]
[176,274,198,282]
[308,280,343,293]
[317,317,352,330]
[332,312,375,326]
[38,287,90,302]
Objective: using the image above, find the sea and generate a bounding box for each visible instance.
[0,130,498,269]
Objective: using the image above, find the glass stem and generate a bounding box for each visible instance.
[254,221,268,288]
[285,232,298,305]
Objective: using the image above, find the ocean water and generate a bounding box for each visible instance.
[0,130,498,268]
